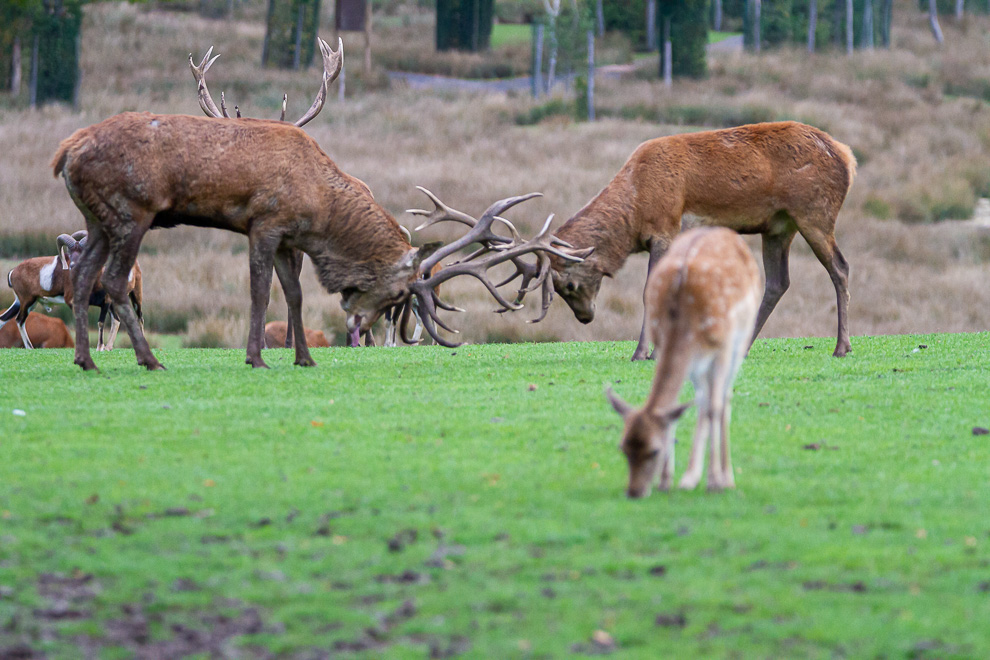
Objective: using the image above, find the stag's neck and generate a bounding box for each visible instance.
[556,171,641,276]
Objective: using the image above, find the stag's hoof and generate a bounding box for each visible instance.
[143,361,166,371]
[75,357,99,372]
[295,357,317,367]
[247,357,270,369]
[631,350,650,362]
[833,342,851,357]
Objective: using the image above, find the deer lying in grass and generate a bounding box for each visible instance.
[518,121,856,360]
[0,231,142,350]
[52,40,581,371]
[0,312,74,349]
[264,321,330,348]
[606,227,761,498]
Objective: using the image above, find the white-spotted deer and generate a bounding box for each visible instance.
[516,122,855,360]
[606,227,761,498]
[52,40,582,371]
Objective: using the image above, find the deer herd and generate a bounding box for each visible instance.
[1,40,860,498]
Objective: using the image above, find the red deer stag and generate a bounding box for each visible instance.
[606,227,761,498]
[52,41,581,371]
[0,311,74,349]
[518,122,855,360]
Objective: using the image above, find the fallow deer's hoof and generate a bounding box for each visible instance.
[706,481,725,493]
[657,479,672,492]
[678,475,700,490]
[295,357,317,367]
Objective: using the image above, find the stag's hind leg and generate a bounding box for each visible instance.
[751,227,797,348]
[102,227,159,370]
[274,246,314,367]
[799,221,851,357]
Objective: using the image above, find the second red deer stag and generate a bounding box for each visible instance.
[607,227,761,497]
[526,122,856,360]
[52,40,581,371]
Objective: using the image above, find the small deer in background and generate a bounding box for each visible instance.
[606,227,761,498]
[0,312,74,349]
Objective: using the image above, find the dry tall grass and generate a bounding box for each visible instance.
[1,0,989,348]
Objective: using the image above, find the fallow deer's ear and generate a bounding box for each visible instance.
[658,401,693,424]
[605,386,633,418]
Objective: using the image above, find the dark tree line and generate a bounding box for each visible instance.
[1,0,82,106]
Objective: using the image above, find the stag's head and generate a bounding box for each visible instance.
[606,387,691,499]
[56,230,88,270]
[551,258,605,324]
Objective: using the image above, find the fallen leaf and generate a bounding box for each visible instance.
[972,427,989,436]
[915,528,927,539]
[332,535,347,545]
[85,494,99,505]
[528,384,537,391]
[311,420,324,428]
[803,443,821,451]
[592,630,615,648]
[965,536,977,547]
[203,479,216,488]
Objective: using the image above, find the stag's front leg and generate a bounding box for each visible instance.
[274,246,314,367]
[632,241,667,361]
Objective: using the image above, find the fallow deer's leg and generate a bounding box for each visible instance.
[632,240,668,361]
[658,444,674,491]
[71,228,109,371]
[679,373,712,490]
[751,228,797,347]
[274,246,314,367]
[102,226,159,370]
[801,225,851,357]
[246,232,280,369]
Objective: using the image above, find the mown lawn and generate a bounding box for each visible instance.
[1,334,989,657]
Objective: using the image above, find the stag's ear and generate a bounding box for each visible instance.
[657,401,693,425]
[605,386,633,418]
[412,241,444,270]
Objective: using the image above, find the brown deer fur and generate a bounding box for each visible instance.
[607,227,761,497]
[264,321,330,348]
[0,312,74,349]
[53,112,426,371]
[550,121,856,360]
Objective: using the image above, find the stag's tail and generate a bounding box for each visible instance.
[832,140,857,196]
[51,129,92,178]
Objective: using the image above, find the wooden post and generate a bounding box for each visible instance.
[294,3,305,70]
[532,22,544,98]
[11,36,22,95]
[808,0,817,53]
[846,0,853,54]
[364,0,372,73]
[586,30,595,121]
[29,33,38,108]
[646,0,657,51]
[662,16,671,88]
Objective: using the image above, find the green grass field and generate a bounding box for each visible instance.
[1,334,989,657]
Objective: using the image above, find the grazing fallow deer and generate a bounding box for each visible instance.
[606,227,761,498]
[516,121,855,360]
[52,40,581,371]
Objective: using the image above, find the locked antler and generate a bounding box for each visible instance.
[403,188,584,347]
[189,37,343,127]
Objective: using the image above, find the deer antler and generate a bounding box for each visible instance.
[404,189,585,346]
[188,37,343,126]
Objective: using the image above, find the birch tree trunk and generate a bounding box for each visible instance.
[663,16,672,88]
[595,0,604,37]
[586,30,595,121]
[956,0,964,20]
[714,0,723,31]
[543,0,560,92]
[808,0,817,53]
[364,0,372,73]
[863,0,874,49]
[646,0,657,51]
[754,0,761,54]
[881,0,892,47]
[929,0,944,43]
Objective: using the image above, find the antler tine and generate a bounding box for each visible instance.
[219,92,230,118]
[280,94,287,122]
[189,47,224,119]
[293,37,344,128]
[407,186,480,232]
[414,189,542,276]
[527,275,555,324]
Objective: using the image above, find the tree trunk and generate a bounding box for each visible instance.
[646,0,657,50]
[929,0,944,43]
[808,0,817,53]
[714,0,723,31]
[11,36,21,95]
[956,0,965,20]
[28,33,38,108]
[532,23,544,98]
[546,14,558,92]
[293,4,304,70]
[595,0,604,37]
[846,0,853,54]
[863,0,874,49]
[662,16,672,87]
